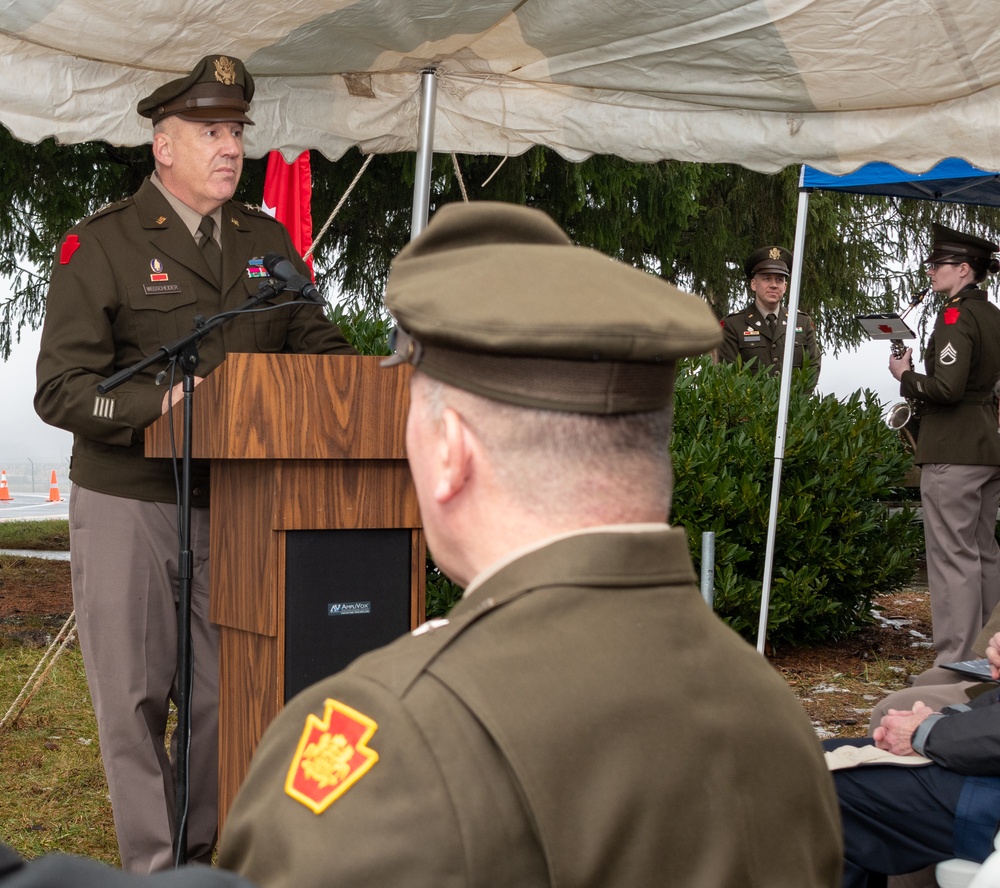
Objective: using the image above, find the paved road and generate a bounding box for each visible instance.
[0,491,71,558]
[0,489,70,523]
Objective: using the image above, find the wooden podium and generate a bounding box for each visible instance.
[145,353,424,826]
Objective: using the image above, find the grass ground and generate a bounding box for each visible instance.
[0,519,936,867]
[0,520,117,864]
[0,637,116,864]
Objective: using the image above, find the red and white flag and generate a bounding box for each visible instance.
[262,150,314,278]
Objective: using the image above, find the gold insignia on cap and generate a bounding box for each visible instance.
[214,56,237,86]
[768,247,781,260]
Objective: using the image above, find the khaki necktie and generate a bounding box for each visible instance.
[197,215,222,282]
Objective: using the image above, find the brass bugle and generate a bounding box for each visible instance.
[887,400,919,452]
[886,285,930,452]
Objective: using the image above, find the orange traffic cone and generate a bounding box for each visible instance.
[0,470,11,501]
[47,470,63,502]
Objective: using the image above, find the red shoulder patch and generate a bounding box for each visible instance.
[59,235,80,265]
[943,307,961,325]
[284,699,379,814]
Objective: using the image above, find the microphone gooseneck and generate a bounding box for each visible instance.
[262,253,324,304]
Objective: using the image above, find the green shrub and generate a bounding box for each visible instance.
[330,301,391,356]
[426,559,464,619]
[671,357,922,648]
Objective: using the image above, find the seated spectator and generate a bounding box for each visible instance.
[826,630,1000,886]
[0,841,250,887]
[217,202,843,888]
[867,602,1000,729]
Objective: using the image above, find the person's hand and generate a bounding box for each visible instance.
[161,376,204,413]
[888,348,913,381]
[872,700,935,756]
[986,632,1000,680]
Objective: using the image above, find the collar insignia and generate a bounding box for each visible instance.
[285,699,379,814]
[156,216,167,226]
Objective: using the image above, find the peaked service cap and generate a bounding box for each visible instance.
[383,202,721,414]
[745,245,792,278]
[924,222,999,266]
[137,54,254,125]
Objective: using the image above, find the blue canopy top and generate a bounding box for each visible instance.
[802,158,1000,207]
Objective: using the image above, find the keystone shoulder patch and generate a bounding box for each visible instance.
[285,698,379,814]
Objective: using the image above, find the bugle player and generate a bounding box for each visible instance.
[889,222,1000,682]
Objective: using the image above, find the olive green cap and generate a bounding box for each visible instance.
[137,54,255,125]
[383,202,721,414]
[924,222,999,265]
[745,245,792,278]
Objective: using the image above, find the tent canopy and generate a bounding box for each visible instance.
[803,159,1000,206]
[1,1,1000,173]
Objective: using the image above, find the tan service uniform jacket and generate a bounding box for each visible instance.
[901,287,1000,466]
[35,177,354,505]
[219,527,842,888]
[718,303,821,379]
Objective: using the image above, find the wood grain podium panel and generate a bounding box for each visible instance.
[146,354,423,829]
[145,352,410,460]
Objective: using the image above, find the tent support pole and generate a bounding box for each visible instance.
[756,178,811,653]
[410,69,438,240]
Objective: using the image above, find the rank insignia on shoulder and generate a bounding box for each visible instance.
[60,235,80,265]
[944,307,961,325]
[246,258,268,279]
[939,342,959,365]
[285,698,379,814]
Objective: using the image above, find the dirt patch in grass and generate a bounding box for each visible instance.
[0,552,936,739]
[0,555,74,645]
[772,582,935,739]
[0,555,73,617]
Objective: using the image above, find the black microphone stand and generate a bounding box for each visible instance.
[98,279,291,866]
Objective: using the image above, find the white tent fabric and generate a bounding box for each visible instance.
[1,0,1000,173]
[4,1,999,649]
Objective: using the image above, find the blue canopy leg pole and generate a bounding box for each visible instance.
[756,170,811,653]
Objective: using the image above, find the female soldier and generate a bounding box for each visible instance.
[890,222,1000,682]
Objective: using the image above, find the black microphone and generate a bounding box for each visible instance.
[262,253,324,304]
